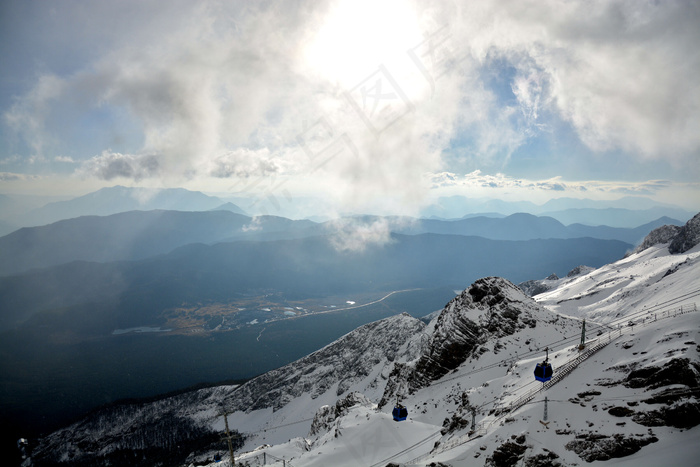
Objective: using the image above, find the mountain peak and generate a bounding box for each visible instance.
[380,277,540,405]
[635,211,700,254]
[669,212,700,254]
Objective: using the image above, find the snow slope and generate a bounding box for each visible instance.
[29,220,700,467]
[536,242,700,326]
[208,245,699,467]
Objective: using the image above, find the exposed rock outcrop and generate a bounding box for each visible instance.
[415,278,537,382]
[669,212,700,253]
[632,400,700,428]
[381,277,541,406]
[518,279,552,297]
[518,265,593,297]
[634,212,700,254]
[225,313,424,412]
[565,432,658,462]
[309,392,373,437]
[634,225,682,253]
[485,440,529,467]
[609,357,700,429]
[566,265,594,277]
[624,358,700,390]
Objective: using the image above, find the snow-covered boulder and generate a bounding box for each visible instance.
[308,392,374,437]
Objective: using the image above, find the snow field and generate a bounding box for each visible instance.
[414,307,700,466]
[196,244,699,467]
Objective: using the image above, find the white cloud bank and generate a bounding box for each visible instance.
[2,0,699,214]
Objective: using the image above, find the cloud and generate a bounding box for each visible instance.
[464,0,700,159]
[208,148,280,179]
[0,172,40,182]
[54,156,76,163]
[427,170,681,199]
[0,155,22,165]
[242,216,263,233]
[4,74,66,156]
[0,1,466,216]
[535,182,565,191]
[3,0,699,213]
[582,179,675,196]
[326,217,396,253]
[79,151,159,181]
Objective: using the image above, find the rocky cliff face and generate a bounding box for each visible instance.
[634,212,700,254]
[634,224,682,253]
[308,392,374,437]
[669,212,700,254]
[222,312,425,413]
[380,277,541,407]
[415,278,538,380]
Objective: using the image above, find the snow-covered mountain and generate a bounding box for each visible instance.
[517,266,595,297]
[26,216,700,467]
[518,213,700,300]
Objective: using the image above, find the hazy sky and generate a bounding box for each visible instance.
[1,0,699,215]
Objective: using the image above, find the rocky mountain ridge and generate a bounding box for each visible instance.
[519,210,700,298]
[635,211,700,254]
[26,238,700,467]
[219,313,425,413]
[29,278,569,466]
[381,278,542,404]
[30,313,426,466]
[517,265,594,297]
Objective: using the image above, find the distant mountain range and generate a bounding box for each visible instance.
[0,186,694,235]
[388,213,681,243]
[5,185,246,228]
[0,233,632,332]
[0,210,680,276]
[422,195,694,227]
[538,207,692,228]
[0,210,316,276]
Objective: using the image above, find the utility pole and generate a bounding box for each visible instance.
[222,410,236,466]
[471,407,476,432]
[539,397,550,429]
[579,319,586,350]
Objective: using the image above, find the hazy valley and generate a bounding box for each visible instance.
[1,186,697,466]
[17,209,700,467]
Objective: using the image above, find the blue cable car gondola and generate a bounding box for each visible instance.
[534,347,553,382]
[392,395,408,421]
[392,403,408,421]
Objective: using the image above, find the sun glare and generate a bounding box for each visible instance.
[304,0,424,88]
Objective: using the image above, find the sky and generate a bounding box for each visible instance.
[1,0,699,216]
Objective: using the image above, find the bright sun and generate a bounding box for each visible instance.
[304,0,424,88]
